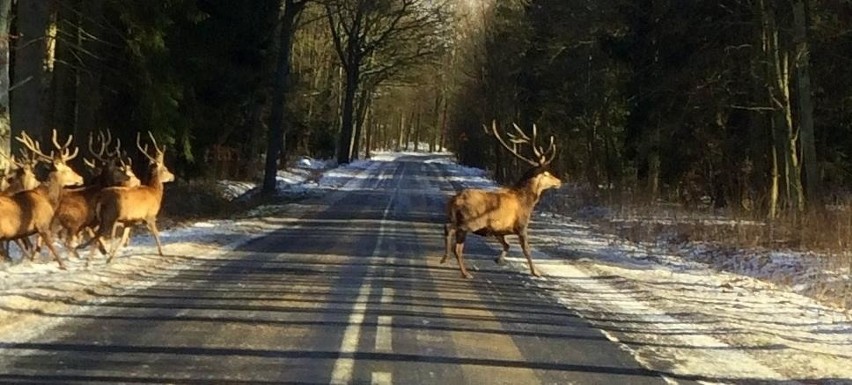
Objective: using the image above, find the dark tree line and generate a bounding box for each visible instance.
[3,0,848,219]
[445,0,852,218]
[0,0,448,192]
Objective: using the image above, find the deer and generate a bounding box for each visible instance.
[53,131,141,259]
[0,130,84,268]
[80,132,175,262]
[1,152,40,196]
[0,153,41,260]
[442,121,562,279]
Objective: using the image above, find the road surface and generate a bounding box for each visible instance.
[0,155,675,384]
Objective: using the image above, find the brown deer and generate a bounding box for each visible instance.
[54,131,141,259]
[442,121,562,278]
[1,152,40,195]
[0,153,40,259]
[82,132,175,262]
[0,130,84,268]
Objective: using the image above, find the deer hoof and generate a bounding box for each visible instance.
[462,272,473,279]
[439,256,449,264]
[494,257,505,265]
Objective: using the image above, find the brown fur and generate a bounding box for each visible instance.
[442,169,561,279]
[0,160,40,259]
[0,160,83,268]
[1,161,39,196]
[54,160,140,260]
[82,137,174,262]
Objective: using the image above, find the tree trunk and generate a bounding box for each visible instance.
[351,84,371,161]
[364,104,373,158]
[439,91,448,151]
[49,2,77,135]
[0,0,11,166]
[263,0,305,194]
[413,108,421,151]
[338,68,358,164]
[75,0,104,139]
[646,119,661,200]
[11,0,50,140]
[760,0,804,216]
[397,112,405,151]
[793,0,819,207]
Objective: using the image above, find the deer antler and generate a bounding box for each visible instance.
[0,152,22,173]
[16,131,53,162]
[485,121,557,167]
[51,129,79,162]
[138,131,167,163]
[137,132,158,163]
[88,130,114,163]
[513,123,556,166]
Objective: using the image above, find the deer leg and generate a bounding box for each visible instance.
[119,225,132,248]
[113,226,132,256]
[145,220,165,256]
[121,225,132,247]
[39,232,67,270]
[441,224,454,264]
[66,229,82,260]
[518,232,540,277]
[16,237,35,261]
[106,222,124,263]
[83,227,100,260]
[76,228,108,257]
[33,235,43,254]
[494,235,510,264]
[453,231,472,279]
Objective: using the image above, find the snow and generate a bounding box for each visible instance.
[1,151,850,383]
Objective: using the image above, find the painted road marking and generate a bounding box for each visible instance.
[328,275,373,385]
[371,372,392,385]
[329,164,402,385]
[381,287,394,304]
[375,316,393,352]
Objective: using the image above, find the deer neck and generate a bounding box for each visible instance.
[145,169,166,201]
[513,179,543,208]
[39,173,66,207]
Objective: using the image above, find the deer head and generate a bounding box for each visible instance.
[486,121,561,192]
[17,130,84,188]
[1,152,39,193]
[85,130,141,187]
[137,131,175,184]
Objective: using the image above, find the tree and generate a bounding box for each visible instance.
[263,0,310,194]
[323,0,447,164]
[0,0,11,168]
[793,0,819,206]
[11,0,51,141]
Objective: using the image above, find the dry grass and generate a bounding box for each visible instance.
[158,179,301,226]
[543,185,852,311]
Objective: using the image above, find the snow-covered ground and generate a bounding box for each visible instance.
[0,152,850,383]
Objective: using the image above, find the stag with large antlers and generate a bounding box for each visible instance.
[0,130,84,268]
[54,131,141,259]
[442,121,562,278]
[81,132,174,262]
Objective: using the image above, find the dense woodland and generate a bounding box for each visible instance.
[0,0,851,219]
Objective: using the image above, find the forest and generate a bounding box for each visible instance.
[0,0,850,221]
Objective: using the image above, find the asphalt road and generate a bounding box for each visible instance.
[0,155,672,384]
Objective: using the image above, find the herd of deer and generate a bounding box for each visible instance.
[0,129,174,269]
[1,122,556,280]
